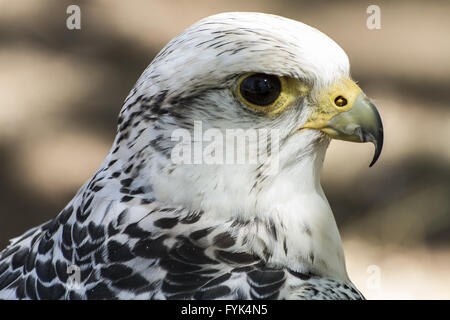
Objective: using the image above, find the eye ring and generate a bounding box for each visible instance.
[235,73,305,116]
[334,96,348,107]
[239,73,281,107]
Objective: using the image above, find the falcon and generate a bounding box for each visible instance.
[0,12,383,300]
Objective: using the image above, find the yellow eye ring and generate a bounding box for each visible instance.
[236,73,302,116]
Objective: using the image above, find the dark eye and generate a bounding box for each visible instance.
[239,73,281,106]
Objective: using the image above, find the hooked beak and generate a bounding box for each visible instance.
[321,94,383,166]
[301,79,384,167]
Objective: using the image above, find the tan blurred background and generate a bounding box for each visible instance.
[0,0,449,299]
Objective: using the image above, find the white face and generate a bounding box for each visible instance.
[113,12,356,212]
[148,14,349,128]
[117,13,349,206]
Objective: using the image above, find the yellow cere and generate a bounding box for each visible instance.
[236,74,309,116]
[302,78,363,130]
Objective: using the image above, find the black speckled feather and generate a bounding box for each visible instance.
[0,12,367,300]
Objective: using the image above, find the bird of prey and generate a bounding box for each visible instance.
[0,12,382,300]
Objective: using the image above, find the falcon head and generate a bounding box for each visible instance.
[113,12,383,279]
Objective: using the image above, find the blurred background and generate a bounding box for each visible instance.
[0,0,449,299]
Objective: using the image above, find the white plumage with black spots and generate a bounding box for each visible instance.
[0,12,383,300]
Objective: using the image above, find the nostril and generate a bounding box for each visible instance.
[334,96,348,107]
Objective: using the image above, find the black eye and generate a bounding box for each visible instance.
[239,73,281,106]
